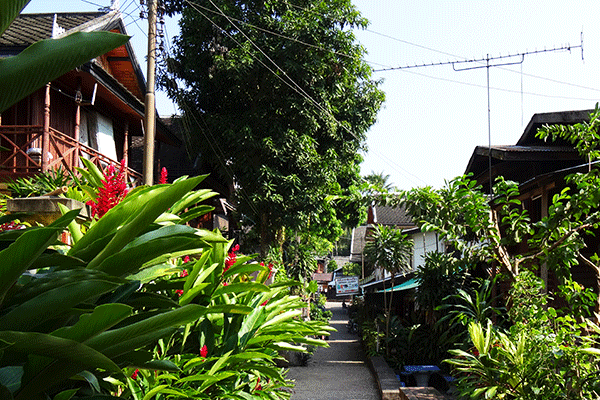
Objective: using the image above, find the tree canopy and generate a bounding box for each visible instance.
[161,0,384,253]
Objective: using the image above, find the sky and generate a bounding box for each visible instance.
[23,1,600,191]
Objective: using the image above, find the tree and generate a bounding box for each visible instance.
[161,0,384,256]
[363,224,413,355]
[0,0,129,113]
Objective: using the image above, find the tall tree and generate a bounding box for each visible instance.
[161,0,384,255]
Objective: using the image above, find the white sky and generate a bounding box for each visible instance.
[23,1,600,191]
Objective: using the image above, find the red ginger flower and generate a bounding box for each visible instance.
[183,255,190,263]
[180,269,189,277]
[159,167,168,184]
[224,244,240,274]
[87,160,128,219]
[175,289,184,297]
[200,345,208,358]
[131,369,139,380]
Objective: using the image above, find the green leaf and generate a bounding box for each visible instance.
[0,209,79,305]
[52,389,79,400]
[0,32,130,113]
[134,360,180,372]
[84,304,209,358]
[0,331,122,399]
[0,278,123,331]
[0,0,30,36]
[52,304,133,342]
[85,175,209,270]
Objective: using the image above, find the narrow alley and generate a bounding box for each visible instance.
[287,301,379,400]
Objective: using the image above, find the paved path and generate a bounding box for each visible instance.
[287,301,379,400]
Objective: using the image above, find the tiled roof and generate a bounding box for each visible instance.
[372,204,414,227]
[0,13,106,48]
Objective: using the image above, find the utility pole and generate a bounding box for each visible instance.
[143,0,157,185]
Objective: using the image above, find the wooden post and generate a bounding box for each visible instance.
[74,78,81,170]
[42,83,51,172]
[123,121,129,182]
[143,0,157,185]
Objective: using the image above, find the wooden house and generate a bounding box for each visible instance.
[0,10,180,185]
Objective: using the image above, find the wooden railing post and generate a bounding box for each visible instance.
[123,121,129,182]
[42,83,51,172]
[74,78,82,169]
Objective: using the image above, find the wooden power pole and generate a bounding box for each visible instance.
[143,0,157,185]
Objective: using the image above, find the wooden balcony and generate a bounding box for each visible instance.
[0,125,142,184]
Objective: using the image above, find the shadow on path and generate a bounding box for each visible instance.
[286,301,379,400]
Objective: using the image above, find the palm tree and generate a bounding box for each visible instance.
[364,224,413,356]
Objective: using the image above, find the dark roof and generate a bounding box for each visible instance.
[371,204,414,227]
[517,109,592,146]
[464,110,591,191]
[1,12,111,53]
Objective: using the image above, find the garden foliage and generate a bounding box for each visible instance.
[0,173,331,400]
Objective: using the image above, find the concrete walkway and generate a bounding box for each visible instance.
[287,301,379,400]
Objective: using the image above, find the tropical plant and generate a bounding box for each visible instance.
[0,0,130,113]
[447,272,600,400]
[0,174,330,399]
[6,168,75,198]
[363,224,413,356]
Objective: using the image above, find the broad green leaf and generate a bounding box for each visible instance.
[86,175,209,270]
[52,389,78,400]
[0,331,122,399]
[169,187,213,215]
[177,205,215,224]
[142,385,169,400]
[52,304,133,342]
[127,264,180,284]
[85,304,209,357]
[213,282,270,297]
[261,310,301,329]
[178,283,210,306]
[0,0,30,36]
[135,360,179,372]
[0,209,79,305]
[184,251,213,293]
[94,234,206,277]
[0,32,130,113]
[0,278,122,331]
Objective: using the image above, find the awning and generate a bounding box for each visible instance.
[377,278,419,293]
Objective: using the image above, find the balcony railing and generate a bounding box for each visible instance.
[0,125,142,184]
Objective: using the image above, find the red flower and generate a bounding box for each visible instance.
[183,255,190,263]
[260,262,274,279]
[254,377,262,391]
[175,289,184,297]
[261,300,269,306]
[131,369,139,380]
[222,282,229,286]
[180,269,189,277]
[159,167,168,184]
[88,160,128,219]
[224,245,240,274]
[200,345,208,358]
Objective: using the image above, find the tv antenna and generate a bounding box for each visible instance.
[374,34,584,194]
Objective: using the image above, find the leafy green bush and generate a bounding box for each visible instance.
[446,271,600,400]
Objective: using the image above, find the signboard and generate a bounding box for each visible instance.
[336,276,359,296]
